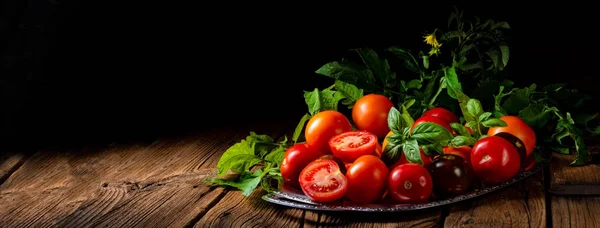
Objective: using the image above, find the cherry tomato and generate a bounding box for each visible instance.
[429,154,473,194]
[345,155,389,204]
[352,94,395,138]
[487,116,536,158]
[411,116,454,135]
[329,130,381,163]
[470,136,521,184]
[387,163,433,203]
[393,149,433,168]
[299,159,348,203]
[281,143,325,187]
[443,146,472,162]
[305,110,353,154]
[422,107,459,124]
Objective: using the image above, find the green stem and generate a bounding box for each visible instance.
[327,84,335,90]
[428,82,446,107]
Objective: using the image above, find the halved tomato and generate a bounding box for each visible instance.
[299,159,348,203]
[328,130,380,163]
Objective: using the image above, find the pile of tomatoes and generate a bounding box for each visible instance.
[280,94,537,204]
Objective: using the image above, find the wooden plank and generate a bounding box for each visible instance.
[304,208,443,227]
[0,152,28,185]
[552,196,600,227]
[0,120,291,227]
[195,127,306,228]
[444,172,546,228]
[549,152,600,195]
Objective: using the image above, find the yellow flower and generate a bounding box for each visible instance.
[423,33,441,48]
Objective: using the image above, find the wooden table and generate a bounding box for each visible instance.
[1,119,599,227]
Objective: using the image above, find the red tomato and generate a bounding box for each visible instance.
[487,116,536,158]
[470,136,521,184]
[411,116,454,135]
[305,110,353,154]
[393,149,433,168]
[422,107,459,124]
[345,155,389,204]
[329,130,381,163]
[299,159,348,203]
[443,146,471,162]
[280,143,325,188]
[352,94,395,138]
[388,163,433,203]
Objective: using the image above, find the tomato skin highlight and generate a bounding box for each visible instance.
[305,110,353,154]
[329,130,380,163]
[387,163,433,203]
[281,143,325,188]
[345,155,389,204]
[422,107,459,124]
[487,116,536,158]
[352,94,395,138]
[470,136,521,185]
[299,159,348,203]
[411,116,454,135]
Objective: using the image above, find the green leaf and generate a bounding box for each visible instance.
[206,170,266,196]
[264,146,287,167]
[422,55,430,69]
[592,126,600,136]
[481,118,508,128]
[450,136,477,147]
[292,113,311,143]
[479,112,493,122]
[502,88,531,114]
[421,143,444,156]
[353,48,396,88]
[543,83,567,92]
[550,145,571,155]
[388,107,403,135]
[334,80,364,108]
[315,60,378,92]
[485,49,501,70]
[443,66,464,99]
[465,121,477,130]
[467,99,484,117]
[304,88,339,115]
[494,21,511,29]
[382,134,404,166]
[574,112,598,126]
[410,122,454,145]
[451,122,471,136]
[407,79,422,90]
[402,139,422,165]
[499,44,510,67]
[217,132,273,177]
[518,104,554,129]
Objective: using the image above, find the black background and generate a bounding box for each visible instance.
[0,1,597,149]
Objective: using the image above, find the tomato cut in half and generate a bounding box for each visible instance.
[329,130,380,163]
[299,159,348,203]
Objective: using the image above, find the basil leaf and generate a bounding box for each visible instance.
[450,122,471,136]
[481,118,507,128]
[388,107,403,135]
[450,136,477,147]
[467,99,484,117]
[402,139,422,165]
[382,135,404,166]
[410,122,454,144]
[479,112,493,122]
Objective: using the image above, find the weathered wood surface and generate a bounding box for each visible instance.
[2,118,600,227]
[0,120,292,227]
[444,172,546,228]
[549,152,600,195]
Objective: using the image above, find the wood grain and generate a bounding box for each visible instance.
[304,208,443,228]
[444,172,546,228]
[0,152,28,185]
[549,153,600,195]
[0,120,292,227]
[195,129,306,228]
[552,196,600,227]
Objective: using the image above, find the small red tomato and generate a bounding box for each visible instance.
[388,163,433,203]
[280,143,325,188]
[422,107,460,124]
[345,155,389,204]
[470,136,521,184]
